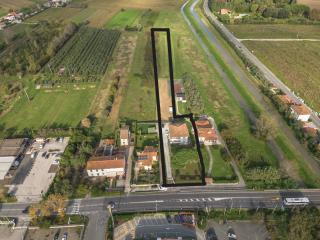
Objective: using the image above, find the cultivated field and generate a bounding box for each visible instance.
[0,0,44,12]
[227,24,320,39]
[0,86,97,130]
[105,9,144,29]
[298,0,320,9]
[245,41,320,111]
[46,27,120,80]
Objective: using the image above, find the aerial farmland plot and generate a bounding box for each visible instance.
[0,23,121,133]
[227,24,320,112]
[105,9,144,29]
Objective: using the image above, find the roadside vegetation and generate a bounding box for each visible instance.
[209,0,320,24]
[198,207,320,240]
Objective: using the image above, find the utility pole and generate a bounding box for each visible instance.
[107,205,114,228]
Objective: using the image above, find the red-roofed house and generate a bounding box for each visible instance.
[290,105,311,122]
[302,122,319,137]
[86,154,125,177]
[277,95,294,106]
[220,8,231,15]
[174,83,186,102]
[136,146,158,170]
[195,119,220,145]
[120,126,130,146]
[169,122,190,145]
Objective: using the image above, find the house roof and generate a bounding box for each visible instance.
[291,105,311,116]
[197,128,218,141]
[277,95,294,105]
[99,139,115,147]
[195,119,212,128]
[174,83,185,94]
[86,155,125,170]
[137,146,158,165]
[120,126,130,140]
[0,138,27,157]
[169,122,189,138]
[303,122,319,137]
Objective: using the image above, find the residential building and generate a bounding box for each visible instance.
[86,154,125,178]
[120,126,130,146]
[136,146,158,170]
[277,94,294,106]
[195,119,220,145]
[290,104,311,122]
[95,139,115,156]
[174,83,186,102]
[220,8,231,15]
[169,122,190,145]
[302,122,319,137]
[0,138,28,180]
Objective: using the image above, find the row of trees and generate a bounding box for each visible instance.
[211,0,319,22]
[182,73,205,115]
[0,21,77,76]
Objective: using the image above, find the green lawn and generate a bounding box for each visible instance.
[171,146,202,183]
[0,86,97,130]
[227,24,320,39]
[201,146,236,181]
[177,101,188,114]
[105,9,144,29]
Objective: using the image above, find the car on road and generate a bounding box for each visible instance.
[108,201,115,209]
[53,230,60,240]
[22,206,30,214]
[61,232,68,240]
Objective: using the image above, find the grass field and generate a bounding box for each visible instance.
[298,0,320,9]
[171,146,202,183]
[227,24,320,39]
[201,146,235,181]
[26,7,84,23]
[0,86,97,130]
[0,0,40,12]
[105,9,144,29]
[244,41,320,112]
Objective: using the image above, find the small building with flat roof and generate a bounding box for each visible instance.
[0,138,28,180]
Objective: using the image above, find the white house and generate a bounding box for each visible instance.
[290,105,311,122]
[120,126,130,146]
[86,155,125,178]
[169,122,189,145]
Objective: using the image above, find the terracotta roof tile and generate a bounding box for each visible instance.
[291,105,311,115]
[169,122,189,138]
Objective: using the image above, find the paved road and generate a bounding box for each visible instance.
[238,38,320,42]
[1,189,320,217]
[162,123,174,183]
[124,146,134,192]
[183,0,320,180]
[83,211,108,240]
[202,0,320,128]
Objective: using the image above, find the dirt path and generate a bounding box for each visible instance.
[107,34,138,127]
[205,145,213,176]
[90,34,138,127]
[159,79,172,121]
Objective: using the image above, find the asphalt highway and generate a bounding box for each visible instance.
[1,189,320,217]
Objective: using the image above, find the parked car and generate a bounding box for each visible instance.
[53,230,60,240]
[61,232,68,240]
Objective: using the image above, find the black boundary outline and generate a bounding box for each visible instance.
[151,28,206,187]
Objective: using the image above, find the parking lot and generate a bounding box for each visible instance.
[25,227,82,240]
[9,137,69,202]
[206,220,270,240]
